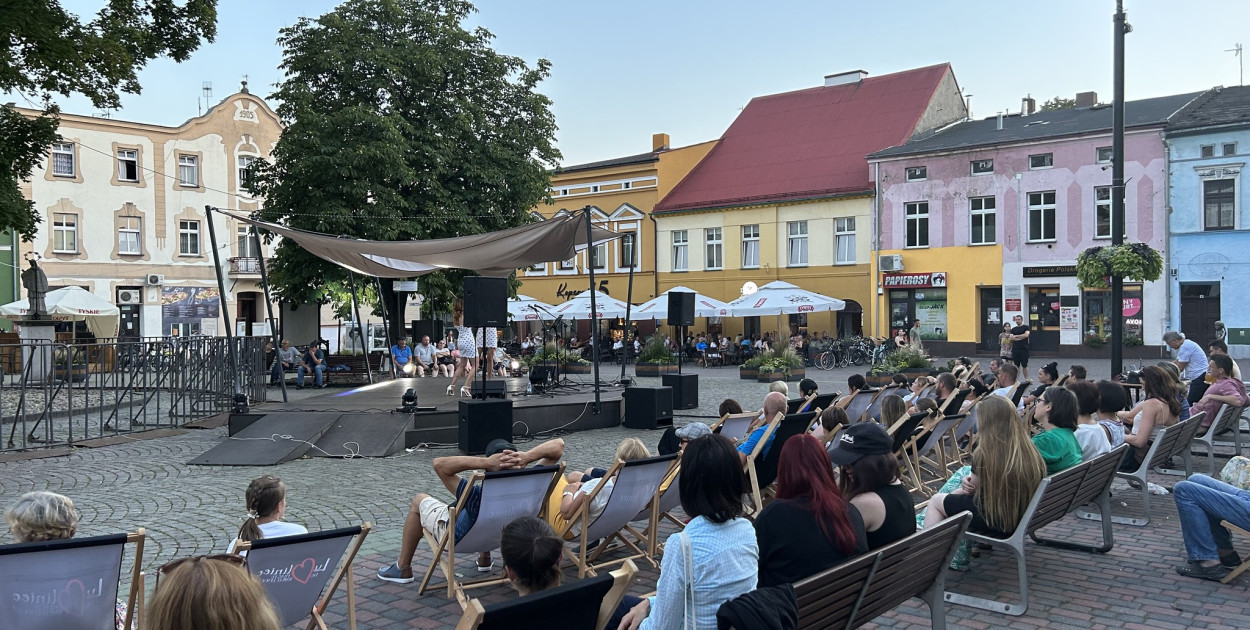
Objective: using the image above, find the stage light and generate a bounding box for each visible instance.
[400,388,418,413]
[402,362,415,375]
[509,359,520,371]
[233,393,249,414]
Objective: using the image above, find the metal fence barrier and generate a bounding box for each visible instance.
[0,336,267,452]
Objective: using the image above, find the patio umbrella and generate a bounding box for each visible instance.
[0,286,121,338]
[630,286,729,320]
[508,295,557,322]
[722,280,846,317]
[550,290,632,320]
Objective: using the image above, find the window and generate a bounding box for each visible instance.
[590,185,600,193]
[969,196,996,245]
[53,213,77,253]
[1094,186,1112,239]
[835,217,856,264]
[1029,153,1053,169]
[51,142,75,177]
[704,227,723,270]
[237,155,256,188]
[971,159,993,175]
[622,181,632,190]
[1204,179,1235,230]
[559,257,575,270]
[619,233,636,268]
[118,217,141,255]
[1201,145,1215,158]
[787,221,808,266]
[237,226,261,259]
[178,155,199,187]
[905,166,927,181]
[1027,191,1057,241]
[904,202,929,248]
[117,149,139,182]
[741,225,759,269]
[672,230,688,271]
[1224,143,1237,156]
[179,220,200,255]
[590,242,606,269]
[1096,146,1113,163]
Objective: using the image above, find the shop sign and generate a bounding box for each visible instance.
[1122,298,1142,317]
[1005,299,1022,311]
[1023,265,1077,277]
[882,272,946,288]
[556,280,610,301]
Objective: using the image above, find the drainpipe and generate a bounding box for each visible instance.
[872,161,882,338]
[1162,137,1173,342]
[648,212,660,299]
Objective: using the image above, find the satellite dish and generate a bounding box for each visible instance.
[741,281,758,296]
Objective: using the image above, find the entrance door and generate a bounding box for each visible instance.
[119,304,141,339]
[1027,286,1061,351]
[1180,283,1221,342]
[237,292,258,336]
[888,290,912,338]
[979,287,1003,352]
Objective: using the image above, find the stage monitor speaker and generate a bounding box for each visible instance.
[470,380,508,400]
[459,399,513,454]
[464,276,508,328]
[529,365,556,388]
[667,292,695,327]
[662,373,699,410]
[623,386,674,430]
[412,320,443,345]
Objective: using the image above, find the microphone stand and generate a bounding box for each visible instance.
[530,303,563,391]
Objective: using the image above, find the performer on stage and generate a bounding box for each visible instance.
[448,298,477,397]
[476,326,497,381]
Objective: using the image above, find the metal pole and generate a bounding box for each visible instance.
[204,206,241,396]
[347,273,373,384]
[251,226,287,402]
[375,277,394,374]
[584,207,601,413]
[1111,1,1127,377]
[621,243,636,383]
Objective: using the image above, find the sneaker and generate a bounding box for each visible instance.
[377,562,415,584]
[476,561,494,573]
[1175,561,1230,582]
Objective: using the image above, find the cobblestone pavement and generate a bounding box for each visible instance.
[2,359,1248,629]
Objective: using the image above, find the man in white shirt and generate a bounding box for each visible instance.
[991,363,1024,410]
[412,335,436,377]
[1164,330,1210,403]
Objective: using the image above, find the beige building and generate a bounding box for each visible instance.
[15,85,282,338]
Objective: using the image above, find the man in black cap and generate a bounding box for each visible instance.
[378,437,566,584]
[828,422,916,550]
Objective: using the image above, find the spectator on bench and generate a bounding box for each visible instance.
[1030,386,1083,475]
[1095,380,1129,449]
[1208,339,1242,380]
[270,339,299,386]
[1066,380,1111,461]
[297,339,326,389]
[148,555,281,630]
[1117,366,1181,471]
[1193,354,1248,429]
[833,422,916,550]
[1173,473,1250,581]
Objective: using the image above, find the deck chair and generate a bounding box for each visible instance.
[568,453,679,577]
[630,464,683,558]
[749,411,818,505]
[1190,404,1246,475]
[808,393,838,413]
[905,414,965,492]
[234,524,370,630]
[1078,413,1203,526]
[1009,381,1032,407]
[888,411,935,493]
[938,389,970,417]
[740,412,783,515]
[455,560,637,630]
[787,393,816,414]
[862,385,901,423]
[419,464,564,600]
[843,388,879,423]
[1221,520,1250,584]
[0,529,145,630]
[949,403,981,467]
[713,412,757,444]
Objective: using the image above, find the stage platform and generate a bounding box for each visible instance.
[191,376,625,466]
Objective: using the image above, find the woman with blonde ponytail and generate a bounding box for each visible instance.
[228,475,307,553]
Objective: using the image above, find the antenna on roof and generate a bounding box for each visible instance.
[1227,43,1243,86]
[963,90,973,120]
[201,81,213,115]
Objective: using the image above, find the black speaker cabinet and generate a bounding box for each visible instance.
[470,380,508,399]
[667,291,695,327]
[464,276,508,328]
[459,399,513,454]
[412,320,443,345]
[623,386,674,429]
[529,365,556,387]
[662,373,699,410]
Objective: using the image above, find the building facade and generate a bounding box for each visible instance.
[15,86,282,338]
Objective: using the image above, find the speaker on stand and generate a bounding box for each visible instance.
[667,290,697,380]
[464,277,509,328]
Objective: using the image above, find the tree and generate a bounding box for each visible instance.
[250,0,560,342]
[1,0,218,240]
[1039,96,1076,111]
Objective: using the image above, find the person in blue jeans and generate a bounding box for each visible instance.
[1173,473,1250,581]
[297,340,326,389]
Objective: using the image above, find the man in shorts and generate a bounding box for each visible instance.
[377,437,565,583]
[1010,314,1031,381]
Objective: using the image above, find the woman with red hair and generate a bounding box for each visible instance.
[752,434,867,586]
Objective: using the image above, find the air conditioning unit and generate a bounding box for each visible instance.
[117,289,141,305]
[146,274,164,286]
[879,254,903,272]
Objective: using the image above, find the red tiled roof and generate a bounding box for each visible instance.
[654,64,952,213]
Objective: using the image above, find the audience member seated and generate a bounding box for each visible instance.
[902,375,931,406]
[148,555,281,630]
[1172,473,1250,581]
[798,378,818,400]
[1095,380,1129,448]
[811,406,847,442]
[738,392,788,465]
[1067,380,1111,460]
[879,394,907,426]
[1030,387,1084,474]
[769,380,789,397]
[1021,362,1059,407]
[1154,361,1193,421]
[754,434,867,587]
[227,475,307,553]
[890,373,910,389]
[558,438,650,537]
[1068,364,1088,382]
[1193,354,1248,429]
[1208,339,1242,380]
[832,423,917,550]
[617,435,758,629]
[836,374,870,410]
[1117,366,1181,471]
[991,363,1023,408]
[377,438,565,584]
[434,340,455,376]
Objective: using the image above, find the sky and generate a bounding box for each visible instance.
[29,0,1250,166]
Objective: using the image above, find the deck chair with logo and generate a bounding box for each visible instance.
[455,560,637,630]
[418,464,565,601]
[0,528,145,630]
[564,453,678,577]
[233,524,371,630]
[712,411,758,444]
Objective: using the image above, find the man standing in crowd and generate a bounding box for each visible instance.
[1164,331,1209,404]
[1010,314,1031,381]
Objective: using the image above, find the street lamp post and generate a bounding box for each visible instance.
[1111,0,1129,378]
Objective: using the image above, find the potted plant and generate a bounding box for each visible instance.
[635,335,678,377]
[739,354,764,380]
[53,347,89,383]
[1076,242,1164,288]
[561,348,592,374]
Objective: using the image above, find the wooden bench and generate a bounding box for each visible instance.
[944,444,1128,616]
[791,511,972,629]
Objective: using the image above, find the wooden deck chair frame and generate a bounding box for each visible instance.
[949,402,983,468]
[631,459,683,558]
[787,393,817,415]
[905,414,964,492]
[1187,404,1246,475]
[861,385,900,423]
[742,412,784,516]
[753,411,819,504]
[565,453,678,578]
[888,410,934,494]
[1008,381,1031,407]
[234,524,371,630]
[455,559,637,630]
[713,412,757,444]
[843,388,880,423]
[1076,414,1203,527]
[418,464,564,602]
[1221,520,1250,584]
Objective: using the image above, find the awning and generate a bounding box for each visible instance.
[0,286,121,338]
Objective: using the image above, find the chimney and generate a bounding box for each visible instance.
[824,70,868,87]
[1022,95,1036,116]
[652,133,670,152]
[1075,91,1098,108]
[996,112,1004,131]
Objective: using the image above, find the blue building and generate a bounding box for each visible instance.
[1166,86,1250,357]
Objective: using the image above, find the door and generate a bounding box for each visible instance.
[979,287,1003,352]
[119,304,141,340]
[1027,286,1061,351]
[889,290,912,338]
[1180,283,1221,343]
[237,292,259,336]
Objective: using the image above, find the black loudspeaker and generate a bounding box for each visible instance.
[470,380,508,400]
[667,292,695,327]
[458,399,513,454]
[623,386,674,429]
[662,373,699,410]
[464,277,508,328]
[412,320,443,345]
[529,365,556,388]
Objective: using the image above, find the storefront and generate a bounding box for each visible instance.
[883,272,948,341]
[1005,264,1153,353]
[1081,285,1144,343]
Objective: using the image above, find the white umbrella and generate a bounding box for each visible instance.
[723,280,845,317]
[550,290,632,320]
[631,286,729,320]
[508,295,557,322]
[0,286,121,337]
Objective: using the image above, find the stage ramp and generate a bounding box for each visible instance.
[189,411,413,466]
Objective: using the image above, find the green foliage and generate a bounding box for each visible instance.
[249,0,560,332]
[1083,334,1106,349]
[1076,243,1164,288]
[638,335,674,365]
[2,0,218,241]
[741,354,765,369]
[526,342,586,366]
[1039,96,1077,111]
[1123,334,1143,347]
[868,345,934,376]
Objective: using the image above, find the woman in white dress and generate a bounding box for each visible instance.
[449,298,478,397]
